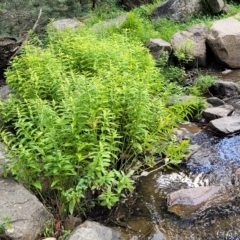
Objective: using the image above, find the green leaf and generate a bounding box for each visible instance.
[32,180,42,190]
[69,199,76,215]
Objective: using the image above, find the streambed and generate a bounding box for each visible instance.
[111,70,240,240]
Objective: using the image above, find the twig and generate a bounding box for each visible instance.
[9,8,42,61]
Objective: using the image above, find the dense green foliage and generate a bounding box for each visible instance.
[6,0,239,218]
[0,21,204,215]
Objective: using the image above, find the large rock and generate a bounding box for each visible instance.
[207,17,240,68]
[67,221,119,240]
[208,116,240,134]
[0,36,20,68]
[206,97,225,107]
[0,143,53,240]
[0,177,53,240]
[92,15,127,31]
[51,19,82,31]
[202,104,234,121]
[209,80,240,99]
[207,0,225,13]
[146,38,172,61]
[167,185,230,219]
[171,24,208,67]
[152,0,202,22]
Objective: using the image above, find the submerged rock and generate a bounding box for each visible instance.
[208,116,240,134]
[167,185,230,219]
[202,104,234,121]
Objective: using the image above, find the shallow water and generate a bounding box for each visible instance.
[113,126,240,239]
[200,69,240,83]
[112,70,240,239]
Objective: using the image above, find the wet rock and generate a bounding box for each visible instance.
[67,221,120,240]
[206,0,224,13]
[175,128,194,141]
[206,97,225,107]
[167,185,229,219]
[0,177,53,240]
[208,116,240,134]
[202,104,234,121]
[146,38,172,62]
[209,80,240,99]
[152,0,202,22]
[171,24,208,67]
[207,17,240,68]
[51,19,83,31]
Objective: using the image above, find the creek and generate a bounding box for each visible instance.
[111,70,240,240]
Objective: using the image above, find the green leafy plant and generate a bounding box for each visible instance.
[0,21,201,216]
[0,215,11,235]
[194,75,215,93]
[174,38,194,65]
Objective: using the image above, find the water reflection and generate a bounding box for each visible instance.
[114,128,240,239]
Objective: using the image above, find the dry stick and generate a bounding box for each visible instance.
[9,8,42,61]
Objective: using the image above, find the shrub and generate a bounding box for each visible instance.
[1,26,202,216]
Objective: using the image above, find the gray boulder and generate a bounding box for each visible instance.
[202,104,234,121]
[208,116,240,134]
[0,177,53,240]
[209,80,240,99]
[146,38,172,61]
[67,221,119,240]
[51,19,82,31]
[92,14,127,31]
[207,17,240,68]
[152,0,202,22]
[207,0,225,13]
[206,97,225,107]
[0,143,53,240]
[167,185,231,219]
[171,24,208,67]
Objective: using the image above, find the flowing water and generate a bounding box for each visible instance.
[111,70,240,239]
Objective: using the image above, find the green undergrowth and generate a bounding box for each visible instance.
[0,13,205,217]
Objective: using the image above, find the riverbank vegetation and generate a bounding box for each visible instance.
[1,0,238,227]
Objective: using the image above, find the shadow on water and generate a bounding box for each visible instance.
[112,123,240,239]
